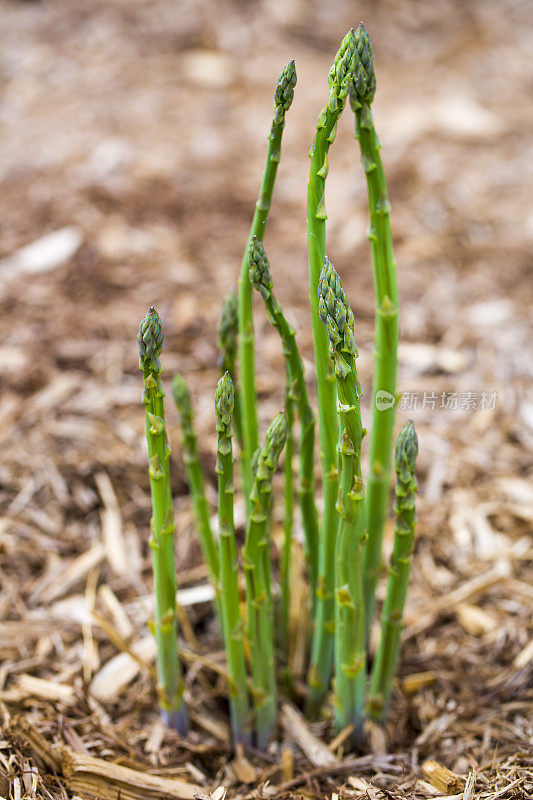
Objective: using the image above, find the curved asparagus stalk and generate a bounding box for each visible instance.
[318,259,366,742]
[306,29,356,718]
[368,420,418,722]
[349,23,399,631]
[238,60,297,508]
[217,291,243,450]
[172,375,220,594]
[248,236,319,595]
[214,373,251,745]
[138,308,187,735]
[243,411,288,749]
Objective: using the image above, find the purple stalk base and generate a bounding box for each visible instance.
[161,706,189,737]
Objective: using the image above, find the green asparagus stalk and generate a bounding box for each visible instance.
[306,29,356,718]
[248,236,319,595]
[214,373,252,745]
[318,258,366,742]
[280,376,295,654]
[138,308,187,735]
[243,411,288,749]
[238,60,297,509]
[349,23,399,631]
[217,291,243,450]
[172,375,220,595]
[368,420,418,722]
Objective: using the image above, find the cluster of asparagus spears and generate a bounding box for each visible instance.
[137,23,419,749]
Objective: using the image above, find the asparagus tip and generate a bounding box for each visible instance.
[350,21,376,106]
[395,420,418,475]
[138,306,163,370]
[248,235,273,297]
[318,256,355,356]
[215,371,234,427]
[275,58,297,114]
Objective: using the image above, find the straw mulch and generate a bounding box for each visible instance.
[0,0,531,798]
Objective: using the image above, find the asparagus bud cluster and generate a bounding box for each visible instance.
[248,236,273,299]
[349,22,376,108]
[274,59,297,124]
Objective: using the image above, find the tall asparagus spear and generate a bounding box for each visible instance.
[368,420,418,722]
[238,60,297,509]
[172,375,220,596]
[214,373,251,745]
[349,23,399,632]
[248,236,319,595]
[318,258,366,742]
[217,291,243,450]
[306,29,356,719]
[243,411,288,749]
[138,308,187,735]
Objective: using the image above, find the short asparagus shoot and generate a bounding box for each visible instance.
[368,420,418,721]
[243,411,288,749]
[138,308,187,734]
[215,373,251,745]
[318,258,366,743]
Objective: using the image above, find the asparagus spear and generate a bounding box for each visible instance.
[243,411,288,749]
[214,373,251,745]
[280,376,295,654]
[349,22,399,632]
[138,308,187,735]
[318,258,366,742]
[238,60,297,510]
[368,420,418,722]
[172,375,220,596]
[306,29,356,718]
[217,290,243,450]
[248,236,319,595]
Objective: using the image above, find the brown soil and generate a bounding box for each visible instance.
[0,0,531,798]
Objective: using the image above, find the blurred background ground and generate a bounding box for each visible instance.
[0,0,532,798]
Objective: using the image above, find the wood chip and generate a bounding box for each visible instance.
[95,472,128,578]
[33,542,106,604]
[421,760,465,793]
[280,702,338,767]
[16,674,75,704]
[60,748,200,800]
[90,635,156,702]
